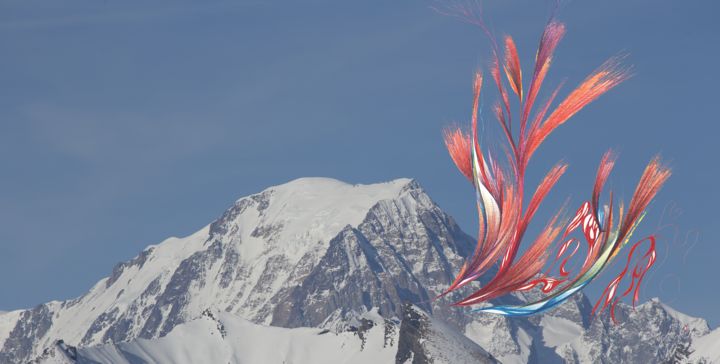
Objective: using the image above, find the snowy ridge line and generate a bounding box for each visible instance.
[36,306,498,364]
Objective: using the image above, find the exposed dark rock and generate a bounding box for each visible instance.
[1,305,54,363]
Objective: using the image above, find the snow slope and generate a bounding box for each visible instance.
[690,327,720,363]
[38,306,497,364]
[78,312,395,364]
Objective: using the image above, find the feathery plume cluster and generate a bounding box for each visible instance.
[437,6,670,322]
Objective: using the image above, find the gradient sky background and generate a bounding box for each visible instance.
[1,0,718,326]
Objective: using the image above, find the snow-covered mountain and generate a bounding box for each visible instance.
[0,177,715,363]
[0,177,477,363]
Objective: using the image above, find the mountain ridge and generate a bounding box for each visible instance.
[0,177,715,363]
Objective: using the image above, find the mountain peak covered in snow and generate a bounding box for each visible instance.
[0,177,715,364]
[206,176,419,264]
[1,177,475,363]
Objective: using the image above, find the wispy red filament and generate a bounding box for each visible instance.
[437,6,669,321]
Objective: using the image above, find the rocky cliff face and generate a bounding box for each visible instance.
[269,180,477,329]
[396,304,498,364]
[0,177,713,364]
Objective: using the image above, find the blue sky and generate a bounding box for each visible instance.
[1,0,718,326]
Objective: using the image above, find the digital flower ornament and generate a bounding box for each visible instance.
[438,10,671,322]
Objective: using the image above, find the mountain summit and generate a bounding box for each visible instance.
[1,177,476,363]
[0,178,715,363]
